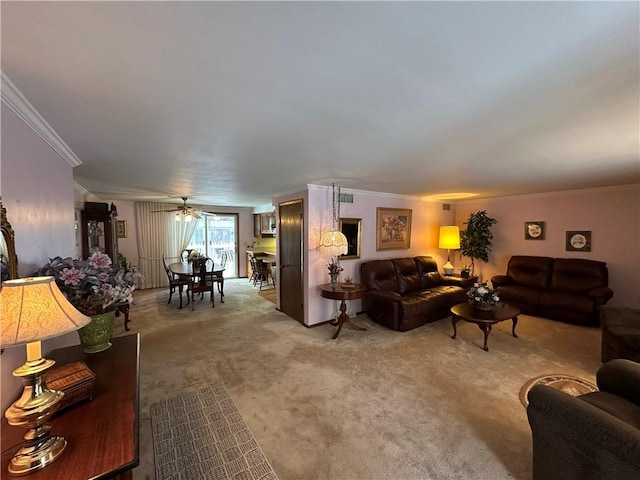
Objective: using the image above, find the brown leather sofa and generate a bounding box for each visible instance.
[359,256,471,331]
[491,255,613,326]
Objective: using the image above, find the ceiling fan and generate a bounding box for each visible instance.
[152,196,201,221]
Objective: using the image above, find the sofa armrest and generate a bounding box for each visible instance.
[367,290,402,302]
[491,275,512,289]
[440,276,468,288]
[596,359,640,405]
[527,384,640,479]
[588,286,614,303]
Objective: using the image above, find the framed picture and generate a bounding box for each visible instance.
[566,230,591,252]
[524,221,545,240]
[376,208,412,251]
[339,218,362,260]
[116,220,128,239]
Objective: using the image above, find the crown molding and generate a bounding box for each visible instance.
[1,72,82,167]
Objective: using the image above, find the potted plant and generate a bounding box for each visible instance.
[32,253,142,353]
[460,265,471,279]
[459,210,497,276]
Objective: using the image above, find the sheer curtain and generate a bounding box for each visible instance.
[135,202,200,288]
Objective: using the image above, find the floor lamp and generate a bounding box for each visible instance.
[0,276,91,476]
[439,226,460,276]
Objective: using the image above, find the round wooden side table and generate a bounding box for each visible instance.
[319,283,366,339]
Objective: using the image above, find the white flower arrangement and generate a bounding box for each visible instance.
[467,281,499,307]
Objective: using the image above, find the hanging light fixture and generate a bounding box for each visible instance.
[320,183,348,256]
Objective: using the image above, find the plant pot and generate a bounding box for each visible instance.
[461,271,470,279]
[472,303,494,312]
[78,310,116,353]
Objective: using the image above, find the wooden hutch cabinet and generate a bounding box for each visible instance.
[81,202,118,261]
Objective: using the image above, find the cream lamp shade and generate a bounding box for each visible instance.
[320,230,348,256]
[438,226,460,275]
[0,276,91,350]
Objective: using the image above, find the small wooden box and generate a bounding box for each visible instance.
[46,361,96,411]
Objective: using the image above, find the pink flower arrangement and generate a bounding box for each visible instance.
[32,252,142,316]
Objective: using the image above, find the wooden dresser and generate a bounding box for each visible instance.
[1,334,140,479]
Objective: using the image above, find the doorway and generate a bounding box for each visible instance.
[279,200,304,323]
[187,213,238,277]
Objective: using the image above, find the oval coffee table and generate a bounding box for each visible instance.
[450,302,521,351]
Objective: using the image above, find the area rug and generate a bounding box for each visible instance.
[519,374,598,407]
[151,384,279,480]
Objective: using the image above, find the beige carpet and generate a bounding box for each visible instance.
[114,279,602,480]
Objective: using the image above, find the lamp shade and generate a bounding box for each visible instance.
[439,226,460,250]
[0,276,91,348]
[320,230,348,256]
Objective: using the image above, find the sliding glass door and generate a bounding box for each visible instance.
[187,213,238,277]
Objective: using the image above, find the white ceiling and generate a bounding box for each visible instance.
[1,2,638,207]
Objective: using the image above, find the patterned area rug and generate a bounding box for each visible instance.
[519,374,598,407]
[151,384,279,480]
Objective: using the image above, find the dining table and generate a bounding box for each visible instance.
[168,261,225,304]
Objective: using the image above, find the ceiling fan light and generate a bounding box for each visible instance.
[174,213,181,222]
[184,214,192,223]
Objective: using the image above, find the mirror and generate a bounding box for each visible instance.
[339,218,362,260]
[1,201,19,283]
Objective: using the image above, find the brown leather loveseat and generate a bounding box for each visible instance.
[491,255,613,326]
[360,256,471,331]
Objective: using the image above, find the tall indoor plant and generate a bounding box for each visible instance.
[459,210,497,275]
[33,252,142,353]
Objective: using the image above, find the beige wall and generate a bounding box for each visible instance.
[300,185,455,326]
[454,184,640,308]
[1,104,80,411]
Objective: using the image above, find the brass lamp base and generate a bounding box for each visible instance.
[8,434,67,476]
[5,357,66,476]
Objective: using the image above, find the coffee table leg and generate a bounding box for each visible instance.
[478,324,492,351]
[451,315,460,339]
[511,316,518,338]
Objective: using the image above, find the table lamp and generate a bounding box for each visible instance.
[0,276,91,475]
[439,226,460,275]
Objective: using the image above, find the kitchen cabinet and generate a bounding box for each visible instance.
[253,213,276,237]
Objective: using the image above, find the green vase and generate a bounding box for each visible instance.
[78,310,115,353]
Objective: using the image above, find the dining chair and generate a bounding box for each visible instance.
[249,255,259,285]
[180,249,194,262]
[254,258,275,290]
[162,254,189,309]
[188,257,215,310]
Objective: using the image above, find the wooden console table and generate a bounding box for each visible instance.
[1,334,140,479]
[320,283,367,339]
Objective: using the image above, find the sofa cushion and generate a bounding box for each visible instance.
[579,391,640,430]
[360,260,399,293]
[496,285,542,308]
[550,258,608,293]
[392,258,423,295]
[507,256,554,289]
[539,290,594,315]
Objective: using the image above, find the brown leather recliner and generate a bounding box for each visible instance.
[360,256,470,331]
[492,255,613,326]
